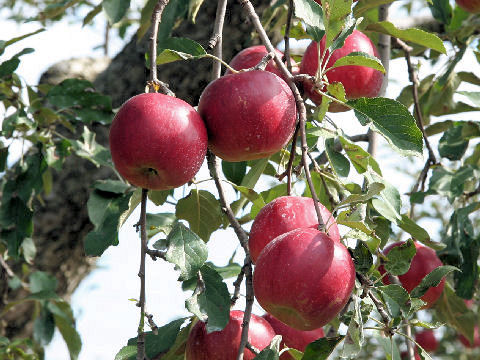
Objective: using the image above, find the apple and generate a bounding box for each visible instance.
[249,196,340,263]
[109,93,207,190]
[459,326,480,348]
[198,70,297,162]
[415,329,438,353]
[227,45,297,80]
[262,312,324,360]
[185,310,275,360]
[299,30,384,112]
[379,241,445,308]
[253,228,355,330]
[456,0,480,13]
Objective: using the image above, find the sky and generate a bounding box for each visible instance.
[1,2,480,359]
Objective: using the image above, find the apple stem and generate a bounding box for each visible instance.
[283,0,294,74]
[238,0,326,232]
[137,188,148,360]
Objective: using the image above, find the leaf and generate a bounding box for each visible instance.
[365,21,446,54]
[83,4,103,26]
[182,261,242,290]
[165,223,208,281]
[340,137,382,175]
[148,189,173,206]
[384,239,416,276]
[147,213,176,239]
[352,242,373,274]
[176,189,224,242]
[69,127,112,167]
[255,335,281,359]
[349,97,423,157]
[222,160,247,185]
[429,0,452,25]
[102,0,131,24]
[301,336,344,360]
[353,0,396,16]
[341,295,363,358]
[397,215,444,250]
[365,170,401,223]
[336,182,384,208]
[157,45,206,65]
[377,284,411,318]
[331,52,386,73]
[94,180,131,194]
[241,158,269,189]
[188,0,205,22]
[410,265,459,298]
[457,91,480,107]
[325,138,350,177]
[292,0,324,41]
[53,313,82,360]
[114,345,137,360]
[33,308,55,346]
[29,271,57,293]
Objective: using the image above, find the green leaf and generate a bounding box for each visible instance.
[293,0,324,40]
[69,127,112,167]
[102,0,131,24]
[33,308,55,346]
[241,158,269,189]
[83,4,103,26]
[349,97,423,157]
[341,295,363,358]
[53,313,82,360]
[161,320,193,360]
[340,137,382,175]
[182,261,242,290]
[325,138,350,177]
[331,52,386,73]
[165,222,208,281]
[365,170,401,223]
[327,82,347,103]
[397,215,444,250]
[114,345,137,360]
[301,336,344,360]
[84,189,132,256]
[365,21,446,54]
[384,239,416,276]
[429,0,452,25]
[188,0,206,22]
[255,335,281,359]
[127,318,185,359]
[410,265,459,298]
[176,189,224,242]
[336,182,384,208]
[29,271,57,293]
[352,242,373,274]
[377,336,401,360]
[458,91,480,107]
[94,180,131,194]
[222,160,247,185]
[148,189,173,206]
[147,213,176,239]
[377,284,411,318]
[353,0,396,16]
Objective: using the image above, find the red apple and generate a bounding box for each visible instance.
[262,313,324,360]
[456,0,480,13]
[227,45,297,81]
[185,310,276,360]
[299,30,384,112]
[109,93,207,190]
[253,228,355,330]
[249,196,340,263]
[198,70,297,162]
[459,326,480,348]
[415,329,438,353]
[379,241,445,308]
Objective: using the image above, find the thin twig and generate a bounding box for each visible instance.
[357,273,390,327]
[145,311,159,334]
[283,0,294,74]
[137,188,148,360]
[210,0,228,78]
[0,254,16,279]
[231,263,246,306]
[237,258,254,360]
[246,342,260,355]
[146,248,166,260]
[276,123,299,193]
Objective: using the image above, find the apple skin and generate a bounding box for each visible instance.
[379,241,445,308]
[456,0,480,13]
[415,329,438,353]
[249,196,340,263]
[299,30,384,112]
[459,326,480,348]
[253,228,355,330]
[262,313,324,360]
[227,45,297,80]
[185,310,276,360]
[198,70,297,162]
[109,93,207,190]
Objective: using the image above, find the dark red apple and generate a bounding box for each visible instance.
[262,313,324,360]
[299,30,384,112]
[380,241,445,308]
[227,45,297,80]
[249,196,340,263]
[109,93,207,190]
[253,228,355,330]
[198,70,296,162]
[185,310,275,360]
[459,326,480,348]
[456,0,480,13]
[415,329,438,353]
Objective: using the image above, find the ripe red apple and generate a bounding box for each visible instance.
[198,70,296,162]
[299,30,384,112]
[227,45,297,80]
[253,228,355,330]
[459,326,480,348]
[415,329,438,353]
[109,93,207,190]
[456,0,480,13]
[249,196,340,263]
[379,241,445,308]
[185,310,275,360]
[262,313,324,360]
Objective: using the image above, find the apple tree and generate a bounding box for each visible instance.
[1,0,480,359]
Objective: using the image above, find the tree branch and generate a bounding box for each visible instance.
[137,188,148,360]
[210,0,228,79]
[283,0,294,74]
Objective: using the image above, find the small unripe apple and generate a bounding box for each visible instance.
[380,241,445,308]
[249,196,340,263]
[459,326,480,348]
[415,329,438,353]
[299,30,384,112]
[185,310,276,360]
[198,70,297,162]
[227,45,297,81]
[254,228,355,330]
[456,0,480,13]
[262,313,324,360]
[109,93,207,190]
